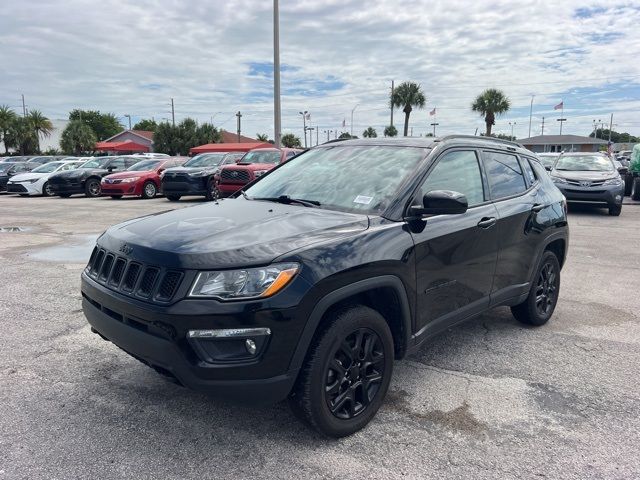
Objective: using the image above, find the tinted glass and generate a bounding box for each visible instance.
[555,155,614,172]
[521,158,537,185]
[537,155,558,168]
[31,162,65,173]
[483,151,527,199]
[108,158,127,170]
[184,154,225,167]
[0,163,12,172]
[223,153,244,164]
[240,151,281,164]
[419,150,484,206]
[246,145,427,214]
[127,160,161,171]
[80,157,110,169]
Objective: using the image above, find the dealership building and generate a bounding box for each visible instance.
[517,134,608,153]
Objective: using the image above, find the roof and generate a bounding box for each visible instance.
[219,130,258,143]
[95,140,150,152]
[104,130,155,143]
[517,134,608,145]
[190,142,272,154]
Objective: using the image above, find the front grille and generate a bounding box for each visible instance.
[164,174,191,183]
[7,183,28,193]
[565,179,606,187]
[220,169,251,183]
[564,188,606,194]
[86,247,183,303]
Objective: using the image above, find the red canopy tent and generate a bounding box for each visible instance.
[95,140,150,153]
[189,142,271,155]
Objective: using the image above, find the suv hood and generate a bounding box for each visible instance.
[99,198,369,269]
[552,170,617,181]
[163,166,218,176]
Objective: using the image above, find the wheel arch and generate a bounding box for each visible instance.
[288,275,412,374]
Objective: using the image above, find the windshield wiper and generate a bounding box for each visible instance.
[253,195,321,208]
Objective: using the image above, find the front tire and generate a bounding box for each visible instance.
[205,179,219,201]
[288,305,394,437]
[511,250,560,326]
[608,204,622,216]
[85,178,101,198]
[141,181,157,199]
[42,181,53,197]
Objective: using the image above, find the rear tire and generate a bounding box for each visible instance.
[511,250,560,326]
[84,178,101,198]
[632,177,640,201]
[205,179,219,201]
[288,305,394,438]
[166,194,181,202]
[141,181,157,199]
[623,174,633,196]
[608,204,622,216]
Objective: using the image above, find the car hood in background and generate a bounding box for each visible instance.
[98,198,369,269]
[8,172,48,182]
[163,167,218,176]
[552,170,618,181]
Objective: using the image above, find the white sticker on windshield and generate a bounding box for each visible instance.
[353,195,373,205]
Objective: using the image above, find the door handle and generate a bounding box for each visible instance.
[477,217,497,229]
[531,203,544,213]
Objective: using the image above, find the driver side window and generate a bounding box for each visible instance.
[419,150,485,207]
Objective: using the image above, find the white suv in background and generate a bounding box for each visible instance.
[7,160,86,196]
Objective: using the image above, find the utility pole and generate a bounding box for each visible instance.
[299,111,308,147]
[608,113,613,143]
[324,130,332,142]
[236,111,242,142]
[541,117,545,135]
[316,127,319,146]
[351,104,358,136]
[557,103,566,135]
[410,127,413,136]
[430,110,439,136]
[390,80,394,127]
[528,95,534,138]
[21,94,27,117]
[171,98,175,127]
[273,0,282,148]
[509,121,516,139]
[307,127,315,146]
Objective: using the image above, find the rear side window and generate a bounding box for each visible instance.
[420,150,485,207]
[521,157,537,185]
[482,151,527,199]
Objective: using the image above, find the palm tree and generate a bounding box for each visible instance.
[0,105,17,154]
[256,133,269,141]
[281,133,302,148]
[362,127,377,138]
[384,125,398,137]
[60,120,97,154]
[471,88,511,137]
[27,110,53,151]
[390,82,426,137]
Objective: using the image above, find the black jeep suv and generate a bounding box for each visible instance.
[82,136,568,437]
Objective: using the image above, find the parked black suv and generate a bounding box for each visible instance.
[82,136,568,437]
[49,156,139,197]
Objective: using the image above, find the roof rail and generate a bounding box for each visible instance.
[436,134,523,148]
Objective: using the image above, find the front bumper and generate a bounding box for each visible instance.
[101,182,142,196]
[49,179,84,195]
[556,183,624,205]
[6,180,42,195]
[81,273,307,403]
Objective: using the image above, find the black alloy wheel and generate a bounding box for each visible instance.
[325,328,385,420]
[289,305,394,437]
[511,250,560,326]
[85,178,101,197]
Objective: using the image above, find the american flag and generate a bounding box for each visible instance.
[342,118,346,128]
[429,107,436,116]
[554,101,563,110]
[305,112,311,120]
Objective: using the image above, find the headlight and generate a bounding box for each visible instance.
[190,170,214,177]
[254,170,269,177]
[603,177,622,186]
[121,177,139,183]
[189,263,299,300]
[551,176,567,184]
[28,178,39,183]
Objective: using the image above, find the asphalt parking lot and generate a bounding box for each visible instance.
[1,195,639,479]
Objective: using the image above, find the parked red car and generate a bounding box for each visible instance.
[216,148,303,197]
[101,157,186,199]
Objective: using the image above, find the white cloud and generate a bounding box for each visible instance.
[1,0,639,142]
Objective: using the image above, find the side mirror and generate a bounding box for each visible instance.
[617,166,628,174]
[545,166,552,171]
[157,168,165,174]
[409,190,468,217]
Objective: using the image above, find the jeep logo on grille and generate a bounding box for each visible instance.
[119,243,133,255]
[230,171,239,177]
[580,181,591,187]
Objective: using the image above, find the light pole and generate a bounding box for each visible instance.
[351,104,358,137]
[299,111,308,148]
[324,129,333,142]
[509,121,516,139]
[273,0,282,148]
[124,114,131,130]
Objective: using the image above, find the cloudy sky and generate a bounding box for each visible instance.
[2,0,640,143]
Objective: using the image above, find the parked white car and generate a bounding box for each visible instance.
[7,160,86,196]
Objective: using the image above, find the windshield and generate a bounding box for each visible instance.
[31,162,65,173]
[246,145,427,214]
[80,157,111,169]
[0,163,13,173]
[184,154,225,167]
[555,155,614,172]
[127,160,162,171]
[240,150,281,164]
